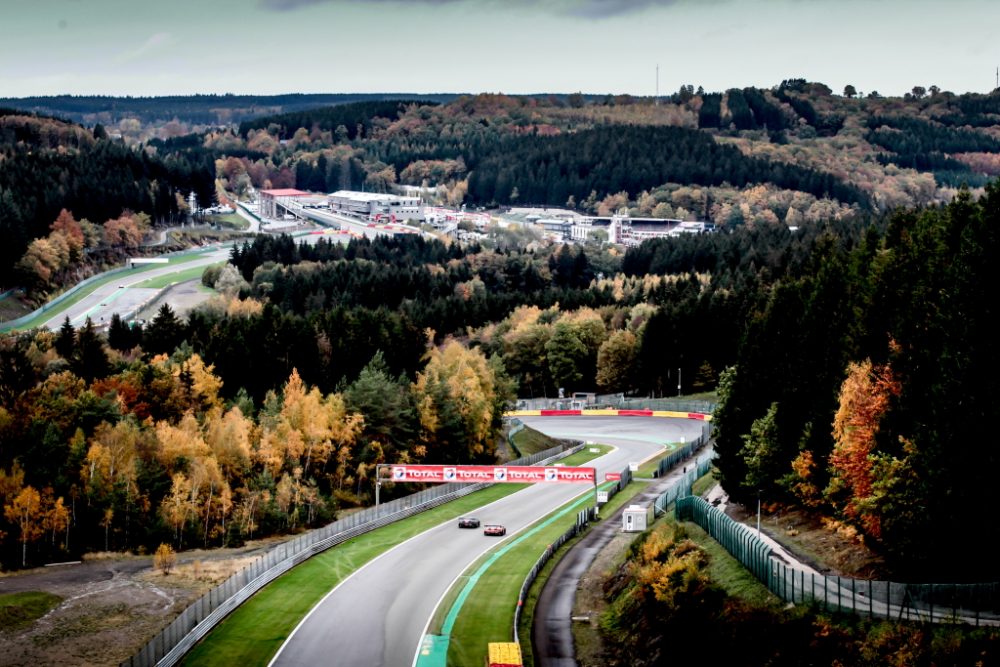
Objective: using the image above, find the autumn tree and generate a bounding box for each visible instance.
[154,543,176,575]
[595,329,638,393]
[413,339,500,463]
[102,212,144,248]
[5,485,44,566]
[41,488,70,551]
[826,359,901,538]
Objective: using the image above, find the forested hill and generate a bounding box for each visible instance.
[219,83,1000,222]
[0,93,459,126]
[0,110,216,286]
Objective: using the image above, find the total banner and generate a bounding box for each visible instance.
[388,464,596,484]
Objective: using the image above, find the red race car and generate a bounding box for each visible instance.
[483,524,507,537]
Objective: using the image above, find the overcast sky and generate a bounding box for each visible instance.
[2,0,997,98]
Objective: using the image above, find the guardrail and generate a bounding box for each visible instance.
[0,266,134,332]
[1,244,232,334]
[121,441,583,667]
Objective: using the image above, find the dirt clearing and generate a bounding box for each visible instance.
[0,539,287,667]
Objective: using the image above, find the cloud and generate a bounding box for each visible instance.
[258,0,679,18]
[564,0,679,19]
[259,0,458,10]
[116,32,174,64]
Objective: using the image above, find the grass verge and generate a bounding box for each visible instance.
[1,250,217,332]
[634,443,683,478]
[438,448,640,667]
[441,488,601,667]
[135,263,224,289]
[509,426,564,458]
[0,591,63,632]
[181,483,527,667]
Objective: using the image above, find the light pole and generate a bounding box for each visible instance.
[677,367,682,397]
[756,490,761,538]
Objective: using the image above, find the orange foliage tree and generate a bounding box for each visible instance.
[826,359,901,539]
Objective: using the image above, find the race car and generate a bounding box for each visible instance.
[458,517,481,528]
[483,524,507,537]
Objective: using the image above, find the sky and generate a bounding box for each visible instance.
[1,0,998,99]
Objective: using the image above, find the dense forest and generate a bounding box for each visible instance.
[0,93,458,126]
[2,84,1000,584]
[4,181,1000,580]
[0,111,216,288]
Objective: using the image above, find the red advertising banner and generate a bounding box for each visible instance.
[605,472,622,481]
[389,464,596,484]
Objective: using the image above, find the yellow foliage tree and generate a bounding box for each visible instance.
[413,339,498,461]
[154,543,176,575]
[203,406,254,479]
[4,485,44,566]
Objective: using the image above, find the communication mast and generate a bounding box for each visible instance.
[655,64,660,105]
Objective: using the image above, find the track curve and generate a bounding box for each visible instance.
[269,417,705,667]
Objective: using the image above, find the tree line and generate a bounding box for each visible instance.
[713,181,1000,581]
[0,112,215,287]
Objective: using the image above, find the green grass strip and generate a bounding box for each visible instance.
[135,263,224,289]
[1,249,219,332]
[434,483,617,667]
[181,483,527,667]
[634,442,682,478]
[0,591,63,632]
[417,446,612,667]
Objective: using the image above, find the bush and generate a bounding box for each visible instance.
[154,543,176,575]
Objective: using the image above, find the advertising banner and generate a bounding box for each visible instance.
[389,464,596,484]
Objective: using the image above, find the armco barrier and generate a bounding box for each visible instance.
[121,441,583,667]
[1,244,234,333]
[0,265,134,332]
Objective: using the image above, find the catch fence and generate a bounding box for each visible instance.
[675,496,1000,627]
[121,441,582,667]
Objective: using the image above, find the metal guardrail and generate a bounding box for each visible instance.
[0,244,231,333]
[0,265,134,332]
[122,441,583,667]
[513,506,596,645]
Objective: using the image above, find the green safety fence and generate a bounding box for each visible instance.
[676,496,1000,627]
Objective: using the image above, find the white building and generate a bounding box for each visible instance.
[327,190,424,222]
[608,213,716,247]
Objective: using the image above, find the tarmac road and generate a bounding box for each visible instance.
[268,417,705,667]
[39,247,231,330]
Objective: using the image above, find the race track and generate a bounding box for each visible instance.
[269,416,706,667]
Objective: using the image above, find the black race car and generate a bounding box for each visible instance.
[458,517,481,528]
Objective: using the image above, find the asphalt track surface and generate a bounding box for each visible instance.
[39,247,231,330]
[269,416,706,667]
[36,232,350,332]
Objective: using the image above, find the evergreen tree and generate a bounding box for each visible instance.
[55,317,76,359]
